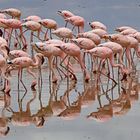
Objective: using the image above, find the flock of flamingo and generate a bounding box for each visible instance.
[0,7,139,136]
[0,8,139,95]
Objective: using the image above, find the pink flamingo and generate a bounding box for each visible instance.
[21,21,42,56]
[65,15,85,33]
[115,26,135,32]
[120,28,137,36]
[0,8,21,19]
[88,21,107,31]
[55,42,90,82]
[22,15,41,22]
[39,18,57,40]
[89,28,108,39]
[22,21,42,45]
[9,50,30,59]
[99,42,124,66]
[71,38,96,50]
[71,38,96,63]
[52,27,73,41]
[7,53,44,91]
[77,32,101,45]
[57,10,74,27]
[0,18,27,49]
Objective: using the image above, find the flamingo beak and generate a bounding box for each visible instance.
[57,10,62,15]
[88,22,93,28]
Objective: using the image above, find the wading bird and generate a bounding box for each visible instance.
[39,18,57,40]
[7,53,44,91]
[0,8,21,19]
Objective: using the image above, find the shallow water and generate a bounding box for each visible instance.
[1,0,140,140]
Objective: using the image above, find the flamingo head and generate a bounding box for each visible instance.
[88,22,94,29]
[57,10,74,19]
[31,42,45,53]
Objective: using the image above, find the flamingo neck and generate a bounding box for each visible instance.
[32,55,40,67]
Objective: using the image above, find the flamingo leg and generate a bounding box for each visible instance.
[126,48,132,70]
[19,68,27,92]
[14,29,22,48]
[8,28,13,49]
[77,54,90,82]
[44,29,48,41]
[48,56,58,83]
[27,67,37,90]
[19,28,27,50]
[49,29,52,39]
[60,55,77,80]
[65,21,68,27]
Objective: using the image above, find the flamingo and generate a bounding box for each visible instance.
[71,37,96,50]
[57,10,74,19]
[22,21,42,43]
[0,8,21,19]
[9,50,30,59]
[89,28,108,39]
[71,38,96,64]
[55,42,90,82]
[52,27,73,41]
[57,10,74,27]
[21,21,42,56]
[0,18,27,49]
[99,42,124,66]
[120,28,137,36]
[115,26,135,32]
[65,15,85,33]
[22,15,41,22]
[39,18,57,40]
[77,32,101,45]
[7,53,44,91]
[88,21,107,31]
